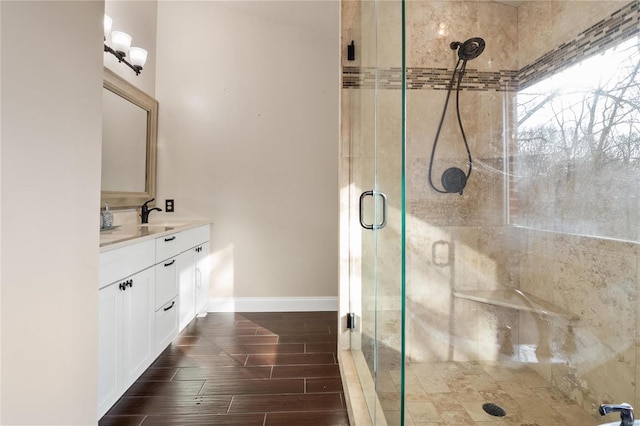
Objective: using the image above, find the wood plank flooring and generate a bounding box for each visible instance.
[99,311,350,426]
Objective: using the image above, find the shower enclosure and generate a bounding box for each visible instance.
[339,1,640,425]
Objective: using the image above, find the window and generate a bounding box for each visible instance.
[512,36,640,241]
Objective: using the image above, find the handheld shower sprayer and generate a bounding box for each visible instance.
[428,37,485,195]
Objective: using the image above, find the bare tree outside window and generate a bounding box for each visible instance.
[513,36,640,241]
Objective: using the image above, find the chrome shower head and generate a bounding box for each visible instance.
[450,37,485,61]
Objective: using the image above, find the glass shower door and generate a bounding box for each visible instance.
[346,0,405,424]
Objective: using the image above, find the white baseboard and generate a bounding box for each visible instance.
[207,297,338,312]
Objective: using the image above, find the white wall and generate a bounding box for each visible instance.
[0,1,103,424]
[155,1,340,306]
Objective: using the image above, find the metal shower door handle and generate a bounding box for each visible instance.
[359,190,387,230]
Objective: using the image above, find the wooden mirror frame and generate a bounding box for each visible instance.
[101,67,158,209]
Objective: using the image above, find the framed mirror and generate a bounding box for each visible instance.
[101,67,158,209]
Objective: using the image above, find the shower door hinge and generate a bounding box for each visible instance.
[346,313,356,331]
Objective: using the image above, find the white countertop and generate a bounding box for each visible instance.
[99,220,211,252]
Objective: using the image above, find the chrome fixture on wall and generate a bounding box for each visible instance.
[599,403,634,426]
[103,15,147,76]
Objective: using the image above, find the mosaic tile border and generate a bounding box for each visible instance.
[342,1,639,92]
[342,66,516,92]
[519,0,639,89]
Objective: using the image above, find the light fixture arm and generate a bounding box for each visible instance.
[103,43,142,76]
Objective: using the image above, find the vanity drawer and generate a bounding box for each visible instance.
[99,240,155,289]
[155,232,181,263]
[180,225,210,250]
[155,256,179,309]
[155,225,210,262]
[155,297,179,355]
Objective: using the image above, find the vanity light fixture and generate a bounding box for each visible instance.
[103,15,147,76]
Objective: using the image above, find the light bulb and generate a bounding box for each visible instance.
[111,31,132,55]
[129,47,148,68]
[103,15,113,39]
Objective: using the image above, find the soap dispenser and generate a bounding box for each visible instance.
[101,202,114,229]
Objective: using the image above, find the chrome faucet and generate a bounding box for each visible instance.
[140,198,162,224]
[600,403,634,426]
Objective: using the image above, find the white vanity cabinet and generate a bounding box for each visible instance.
[154,254,180,355]
[154,233,184,354]
[177,228,210,332]
[178,249,196,332]
[195,241,211,316]
[121,267,155,386]
[153,224,210,342]
[98,240,155,419]
[98,223,211,420]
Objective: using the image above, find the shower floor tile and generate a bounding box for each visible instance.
[403,361,603,425]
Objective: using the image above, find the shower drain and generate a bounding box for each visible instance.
[482,402,506,417]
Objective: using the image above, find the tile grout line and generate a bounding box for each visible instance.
[196,379,206,396]
[168,367,179,381]
[227,394,235,414]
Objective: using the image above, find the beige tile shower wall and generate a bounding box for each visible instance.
[406,1,518,71]
[406,223,522,362]
[341,1,360,68]
[517,228,640,413]
[517,1,627,68]
[405,1,516,363]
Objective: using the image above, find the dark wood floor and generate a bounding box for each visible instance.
[99,311,350,426]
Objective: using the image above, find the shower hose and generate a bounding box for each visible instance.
[428,57,474,194]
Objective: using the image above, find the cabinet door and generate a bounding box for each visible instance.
[122,267,155,389]
[156,297,179,354]
[178,249,196,332]
[98,282,123,419]
[195,242,210,315]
